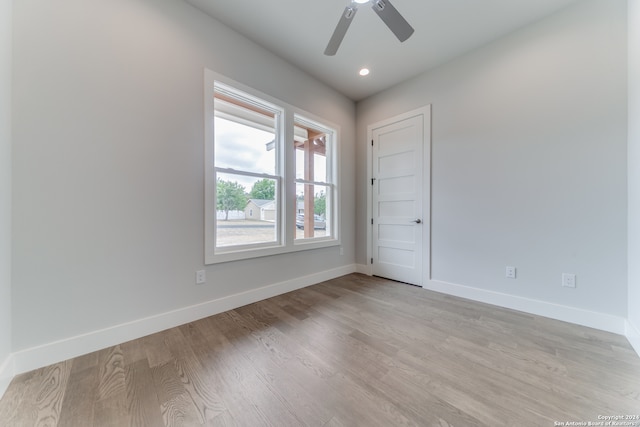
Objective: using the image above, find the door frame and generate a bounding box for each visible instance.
[366,105,432,285]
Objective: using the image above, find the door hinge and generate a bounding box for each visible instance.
[371,218,373,225]
[371,139,374,146]
[371,257,374,264]
[371,178,375,185]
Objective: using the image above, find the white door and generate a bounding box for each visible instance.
[371,112,426,286]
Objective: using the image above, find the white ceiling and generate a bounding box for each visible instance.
[184,0,580,101]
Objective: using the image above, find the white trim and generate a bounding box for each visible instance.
[626,319,640,356]
[361,266,637,356]
[424,279,627,334]
[355,263,371,275]
[2,265,636,399]
[0,353,14,400]
[354,268,632,340]
[11,265,357,376]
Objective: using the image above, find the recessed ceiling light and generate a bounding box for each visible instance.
[354,0,370,3]
[359,68,370,76]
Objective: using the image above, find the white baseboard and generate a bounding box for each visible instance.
[355,263,371,275]
[626,319,640,356]
[355,270,629,337]
[5,265,636,397]
[424,279,627,335]
[0,353,14,400]
[11,264,357,376]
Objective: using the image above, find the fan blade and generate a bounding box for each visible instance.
[371,0,414,42]
[324,6,358,56]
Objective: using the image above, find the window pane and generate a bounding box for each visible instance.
[216,172,278,248]
[314,152,327,182]
[294,125,328,183]
[295,183,329,240]
[214,113,276,175]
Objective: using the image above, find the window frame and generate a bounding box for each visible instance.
[213,83,283,252]
[293,115,337,245]
[204,69,340,265]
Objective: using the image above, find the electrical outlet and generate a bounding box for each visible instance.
[196,270,206,285]
[506,266,516,279]
[562,273,576,288]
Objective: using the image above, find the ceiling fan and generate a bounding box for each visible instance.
[324,0,414,56]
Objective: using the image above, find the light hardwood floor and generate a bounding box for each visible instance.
[1,273,639,426]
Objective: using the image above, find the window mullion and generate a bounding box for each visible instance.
[282,110,295,247]
[215,167,279,181]
[295,179,330,186]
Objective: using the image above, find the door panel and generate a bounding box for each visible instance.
[378,223,414,242]
[372,114,424,286]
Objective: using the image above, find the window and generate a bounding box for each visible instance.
[213,84,282,250]
[294,116,335,242]
[204,70,339,264]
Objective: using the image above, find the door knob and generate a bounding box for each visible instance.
[412,219,422,224]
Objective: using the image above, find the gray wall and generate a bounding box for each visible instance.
[11,0,355,351]
[629,0,640,342]
[0,0,12,378]
[357,0,628,317]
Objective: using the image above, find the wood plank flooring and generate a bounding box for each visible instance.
[1,273,639,426]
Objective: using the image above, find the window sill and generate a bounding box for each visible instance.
[206,238,340,265]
